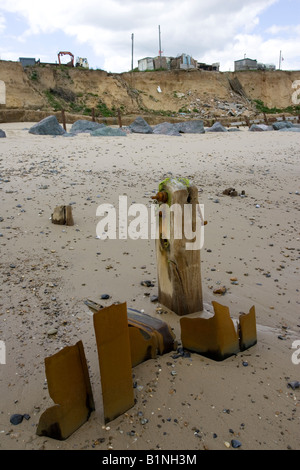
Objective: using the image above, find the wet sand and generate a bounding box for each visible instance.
[0,122,299,450]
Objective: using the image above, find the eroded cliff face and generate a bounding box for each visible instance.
[0,60,299,122]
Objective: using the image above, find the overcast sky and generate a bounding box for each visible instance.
[0,0,299,72]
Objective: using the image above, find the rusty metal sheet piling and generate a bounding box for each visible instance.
[93,303,135,424]
[127,309,177,355]
[85,300,177,367]
[180,302,257,361]
[36,340,95,440]
[239,306,257,351]
[128,326,157,367]
[180,301,240,361]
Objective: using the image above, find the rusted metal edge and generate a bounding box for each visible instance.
[36,340,95,440]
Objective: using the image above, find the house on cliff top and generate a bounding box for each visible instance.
[138,53,196,71]
[235,58,276,71]
[138,54,220,72]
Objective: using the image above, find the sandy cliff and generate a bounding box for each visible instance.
[0,60,299,123]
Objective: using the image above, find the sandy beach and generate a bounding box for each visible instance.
[0,122,299,451]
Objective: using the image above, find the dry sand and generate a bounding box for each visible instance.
[0,122,299,451]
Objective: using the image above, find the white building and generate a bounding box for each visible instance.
[138,57,155,71]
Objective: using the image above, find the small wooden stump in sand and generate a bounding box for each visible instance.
[51,205,74,226]
[153,177,204,316]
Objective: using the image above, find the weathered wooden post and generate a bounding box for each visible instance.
[51,205,74,226]
[117,108,122,128]
[153,177,204,316]
[61,109,67,131]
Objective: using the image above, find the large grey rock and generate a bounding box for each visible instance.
[250,123,272,132]
[272,121,293,130]
[90,127,127,136]
[173,120,205,134]
[278,127,300,132]
[152,122,181,136]
[249,124,264,132]
[0,129,6,138]
[258,124,273,131]
[128,116,153,134]
[29,116,66,135]
[207,121,228,132]
[70,120,106,134]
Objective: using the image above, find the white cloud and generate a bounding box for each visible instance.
[0,0,299,72]
[215,32,300,71]
[267,24,300,35]
[0,12,6,33]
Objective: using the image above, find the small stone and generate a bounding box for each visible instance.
[101,294,110,300]
[141,280,154,287]
[287,381,300,390]
[10,414,24,425]
[213,286,227,295]
[231,439,242,448]
[47,328,58,336]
